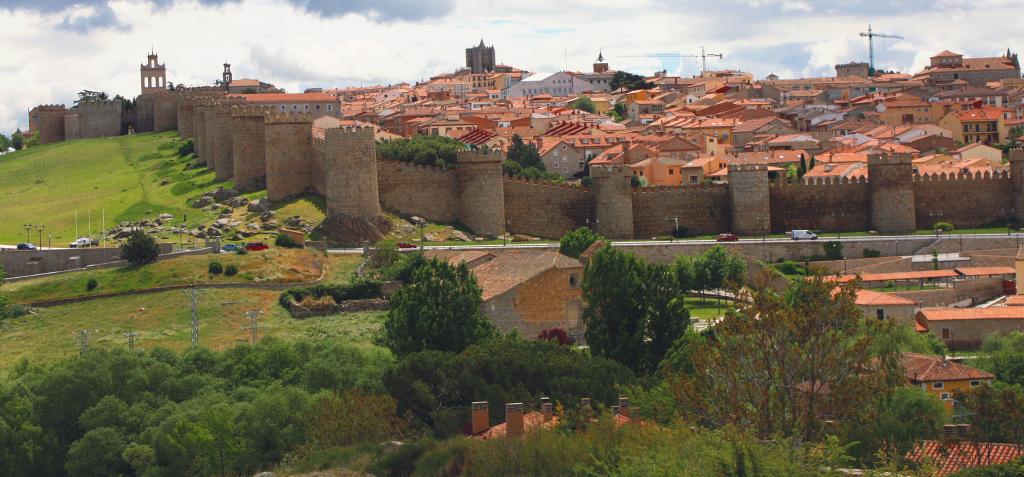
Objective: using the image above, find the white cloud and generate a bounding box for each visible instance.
[0,0,1022,133]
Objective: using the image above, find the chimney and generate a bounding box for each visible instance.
[471,401,489,435]
[943,424,959,438]
[957,423,971,436]
[618,397,631,419]
[540,397,553,422]
[505,402,525,437]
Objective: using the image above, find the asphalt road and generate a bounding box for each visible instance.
[325,232,1024,254]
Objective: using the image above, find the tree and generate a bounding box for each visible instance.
[786,164,799,180]
[841,387,946,464]
[976,331,1024,386]
[11,130,23,151]
[376,135,465,169]
[506,134,544,170]
[382,258,494,356]
[559,226,602,258]
[0,133,10,152]
[64,427,131,477]
[691,245,746,296]
[569,97,596,113]
[120,229,160,266]
[955,383,1024,446]
[612,102,627,121]
[677,276,904,440]
[609,71,652,91]
[582,246,689,373]
[798,154,808,177]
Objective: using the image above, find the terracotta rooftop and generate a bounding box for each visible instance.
[907,441,1021,476]
[855,289,918,306]
[477,411,559,440]
[918,306,1024,322]
[427,249,582,301]
[954,266,1015,277]
[901,352,994,383]
[236,92,337,103]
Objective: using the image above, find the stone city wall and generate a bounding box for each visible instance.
[264,113,313,202]
[503,179,593,239]
[377,160,460,223]
[913,172,1014,229]
[769,178,871,233]
[632,184,731,238]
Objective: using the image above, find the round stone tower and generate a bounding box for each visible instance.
[727,164,771,235]
[868,152,916,233]
[323,126,389,245]
[455,148,506,237]
[591,164,634,238]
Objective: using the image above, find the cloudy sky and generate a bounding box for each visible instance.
[1,0,1021,133]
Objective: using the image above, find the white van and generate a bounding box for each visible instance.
[791,230,818,240]
[69,237,92,248]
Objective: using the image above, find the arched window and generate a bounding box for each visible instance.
[144,77,150,88]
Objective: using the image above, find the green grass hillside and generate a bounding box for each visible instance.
[0,132,229,244]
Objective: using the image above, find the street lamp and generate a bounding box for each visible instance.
[35,224,45,248]
[665,216,679,242]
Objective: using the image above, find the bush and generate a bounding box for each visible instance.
[823,241,844,260]
[86,278,98,291]
[279,280,384,309]
[224,264,239,276]
[773,260,806,276]
[581,176,594,187]
[208,261,224,275]
[559,227,602,258]
[120,230,160,266]
[274,233,302,248]
[177,139,194,157]
[862,248,882,258]
[933,221,954,232]
[236,248,247,255]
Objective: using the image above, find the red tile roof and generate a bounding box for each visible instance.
[476,411,558,440]
[918,306,1024,321]
[901,352,995,383]
[907,441,1022,476]
[856,289,918,306]
[427,249,582,301]
[836,269,958,283]
[459,128,498,146]
[954,266,1015,277]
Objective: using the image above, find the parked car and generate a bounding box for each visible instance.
[791,229,818,240]
[244,242,269,251]
[716,233,739,242]
[16,243,36,250]
[397,242,417,249]
[221,243,240,252]
[69,237,93,248]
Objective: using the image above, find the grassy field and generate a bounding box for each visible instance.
[3,247,353,304]
[0,288,387,370]
[0,132,237,244]
[685,298,736,320]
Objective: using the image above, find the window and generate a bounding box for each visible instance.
[668,169,674,175]
[941,328,950,339]
[970,380,980,387]
[933,382,944,389]
[876,309,885,320]
[940,393,950,400]
[569,274,579,288]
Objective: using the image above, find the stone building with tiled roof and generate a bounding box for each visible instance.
[901,352,994,409]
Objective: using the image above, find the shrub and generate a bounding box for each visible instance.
[177,139,194,157]
[279,280,384,309]
[773,260,806,276]
[559,227,602,258]
[208,261,224,274]
[297,295,337,313]
[863,248,882,258]
[823,241,844,260]
[537,328,575,345]
[86,278,98,291]
[581,176,594,187]
[120,230,160,266]
[224,264,239,276]
[275,233,302,249]
[933,221,954,232]
[236,248,247,255]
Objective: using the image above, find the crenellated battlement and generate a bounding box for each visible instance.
[727,163,769,172]
[378,159,455,174]
[264,112,312,125]
[867,152,914,165]
[1010,147,1024,163]
[912,170,1011,181]
[323,125,375,143]
[32,104,66,111]
[456,148,505,164]
[770,176,869,186]
[231,105,272,118]
[503,176,590,191]
[634,183,728,193]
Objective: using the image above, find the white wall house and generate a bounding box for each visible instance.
[505,72,589,98]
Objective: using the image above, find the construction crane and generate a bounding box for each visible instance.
[620,46,724,74]
[860,25,903,76]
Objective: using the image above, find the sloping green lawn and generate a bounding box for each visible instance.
[0,132,232,244]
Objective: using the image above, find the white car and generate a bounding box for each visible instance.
[69,237,92,248]
[791,230,818,240]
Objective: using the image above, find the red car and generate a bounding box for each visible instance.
[397,242,417,249]
[245,242,269,251]
[716,233,739,242]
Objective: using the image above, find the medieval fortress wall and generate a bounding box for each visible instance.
[31,90,1024,243]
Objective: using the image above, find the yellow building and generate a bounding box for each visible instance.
[902,352,994,411]
[629,156,686,186]
[939,107,1011,145]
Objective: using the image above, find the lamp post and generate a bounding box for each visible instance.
[23,223,32,245]
[832,211,847,239]
[665,216,679,242]
[35,225,45,249]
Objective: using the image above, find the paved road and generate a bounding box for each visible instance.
[326,232,1024,254]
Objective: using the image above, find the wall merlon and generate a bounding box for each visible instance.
[456,148,505,164]
[265,112,312,124]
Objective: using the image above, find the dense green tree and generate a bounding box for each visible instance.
[612,102,627,121]
[65,427,131,477]
[558,226,602,258]
[609,71,653,91]
[690,244,746,296]
[568,97,596,113]
[841,387,946,464]
[949,459,1024,477]
[0,133,10,151]
[376,134,465,169]
[955,383,1024,446]
[11,130,23,150]
[679,277,904,440]
[384,338,634,433]
[382,258,494,356]
[506,134,544,170]
[121,229,160,265]
[975,331,1024,386]
[582,246,689,373]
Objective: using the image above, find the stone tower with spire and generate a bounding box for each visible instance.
[465,39,496,73]
[593,50,609,73]
[140,51,166,95]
